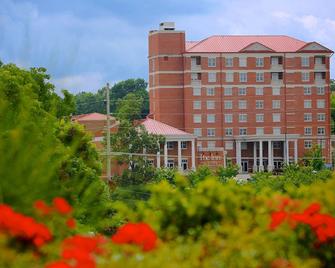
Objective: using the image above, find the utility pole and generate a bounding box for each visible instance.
[106,83,111,182]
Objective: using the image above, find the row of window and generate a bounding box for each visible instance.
[192,86,326,97]
[193,100,283,110]
[195,56,326,68]
[304,127,326,136]
[192,71,325,83]
[197,139,326,150]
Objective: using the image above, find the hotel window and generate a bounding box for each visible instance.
[304,127,312,136]
[304,100,312,109]
[317,113,326,121]
[256,72,264,82]
[256,114,264,122]
[271,57,279,65]
[224,87,232,96]
[301,56,310,67]
[226,72,234,82]
[317,99,325,108]
[224,100,232,109]
[225,114,233,123]
[239,100,247,109]
[239,114,247,123]
[304,140,312,149]
[273,113,281,122]
[256,127,264,135]
[208,72,216,83]
[208,57,216,67]
[181,141,187,149]
[317,87,325,95]
[315,56,325,65]
[239,87,247,96]
[239,72,247,82]
[208,141,216,149]
[272,87,280,95]
[207,128,216,137]
[193,100,201,110]
[304,113,312,122]
[207,87,215,96]
[193,114,202,123]
[207,114,216,123]
[317,127,325,135]
[304,86,311,95]
[207,100,215,109]
[241,142,248,150]
[193,87,201,96]
[256,57,264,67]
[239,128,247,136]
[191,73,201,80]
[315,72,326,81]
[167,142,174,149]
[273,127,281,135]
[318,140,326,149]
[167,160,174,168]
[302,72,310,82]
[225,57,233,67]
[239,57,247,67]
[225,141,233,150]
[256,87,263,95]
[272,100,281,109]
[225,128,233,136]
[256,100,264,109]
[194,128,202,137]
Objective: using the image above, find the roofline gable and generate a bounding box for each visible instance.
[239,42,275,52]
[297,41,333,53]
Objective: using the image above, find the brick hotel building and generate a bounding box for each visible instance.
[148,22,333,173]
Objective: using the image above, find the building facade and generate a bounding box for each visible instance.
[149,22,333,172]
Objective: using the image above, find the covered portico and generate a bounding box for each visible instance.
[235,134,300,173]
[141,118,196,171]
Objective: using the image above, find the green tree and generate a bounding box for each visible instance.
[116,92,143,121]
[304,145,324,171]
[110,120,165,185]
[330,79,335,92]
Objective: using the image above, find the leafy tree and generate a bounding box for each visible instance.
[110,120,165,185]
[304,145,325,171]
[330,79,335,92]
[216,164,239,182]
[331,93,335,134]
[116,92,143,121]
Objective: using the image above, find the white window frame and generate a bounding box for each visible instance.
[208,57,216,67]
[239,114,247,123]
[239,72,247,82]
[256,87,263,95]
[256,57,264,67]
[239,87,247,96]
[193,87,201,96]
[224,87,232,96]
[208,72,216,83]
[256,72,264,82]
[304,113,312,122]
[225,128,233,136]
[272,87,280,96]
[304,100,312,109]
[304,140,312,149]
[317,87,325,95]
[225,114,233,123]
[225,57,233,67]
[238,100,247,109]
[304,127,312,136]
[273,127,281,135]
[224,100,233,109]
[206,100,215,109]
[256,127,264,135]
[167,142,174,149]
[272,100,281,109]
[181,141,187,149]
[193,100,201,110]
[256,114,264,122]
[226,72,234,82]
[207,128,216,137]
[317,127,325,136]
[225,141,233,150]
[207,114,216,123]
[272,113,281,122]
[304,86,311,95]
[239,57,247,67]
[302,72,310,82]
[317,113,326,122]
[206,87,215,96]
[239,128,247,136]
[317,99,325,109]
[301,56,310,67]
[194,128,202,137]
[256,100,264,109]
[193,114,202,123]
[207,141,216,149]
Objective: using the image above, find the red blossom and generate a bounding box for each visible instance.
[52,197,72,215]
[269,211,287,230]
[112,222,158,251]
[66,218,76,229]
[34,200,53,215]
[45,261,72,268]
[0,204,52,248]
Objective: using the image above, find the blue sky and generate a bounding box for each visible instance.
[1,0,334,93]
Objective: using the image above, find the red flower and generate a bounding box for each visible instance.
[303,203,321,216]
[269,211,287,230]
[112,222,157,251]
[34,200,53,215]
[0,204,52,248]
[53,197,72,215]
[66,218,76,229]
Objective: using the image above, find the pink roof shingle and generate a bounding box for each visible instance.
[141,118,193,137]
[185,35,308,53]
[72,113,108,121]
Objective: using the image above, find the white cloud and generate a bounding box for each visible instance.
[52,73,105,93]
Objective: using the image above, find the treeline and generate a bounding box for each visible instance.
[74,78,149,119]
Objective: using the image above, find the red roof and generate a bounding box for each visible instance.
[141,118,194,137]
[185,35,309,53]
[72,113,109,121]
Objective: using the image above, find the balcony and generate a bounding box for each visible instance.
[191,64,201,72]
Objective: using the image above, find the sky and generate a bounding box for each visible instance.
[1,0,335,94]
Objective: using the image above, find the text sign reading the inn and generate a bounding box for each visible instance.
[199,154,223,161]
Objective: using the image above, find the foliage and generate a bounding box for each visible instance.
[216,164,239,182]
[304,145,325,171]
[153,167,177,185]
[74,78,149,118]
[116,92,143,121]
[110,120,165,186]
[187,165,212,186]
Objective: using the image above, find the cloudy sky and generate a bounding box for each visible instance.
[1,0,334,93]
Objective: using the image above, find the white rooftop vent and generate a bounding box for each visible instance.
[159,22,175,31]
